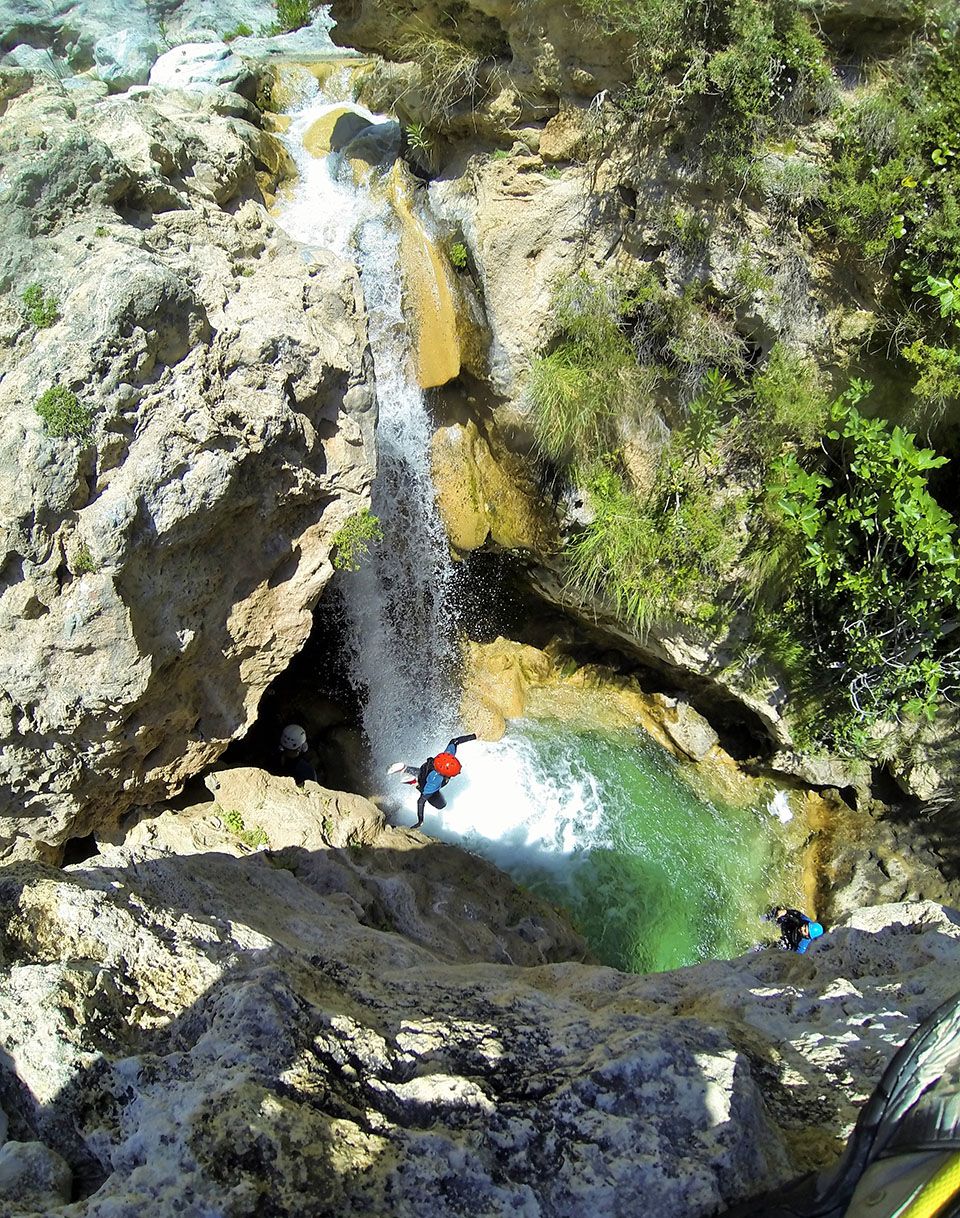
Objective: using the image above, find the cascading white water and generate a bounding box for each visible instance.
[272,72,809,971]
[275,84,461,775]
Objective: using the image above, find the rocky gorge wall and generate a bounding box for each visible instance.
[0,62,376,857]
[0,7,957,1217]
[328,0,960,813]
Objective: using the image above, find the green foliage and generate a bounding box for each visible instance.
[70,543,96,575]
[223,21,253,40]
[902,339,960,411]
[34,386,93,439]
[448,240,469,270]
[773,380,960,736]
[749,342,830,455]
[224,809,269,849]
[94,226,109,238]
[528,274,652,471]
[920,272,960,321]
[21,283,59,328]
[819,30,960,290]
[577,0,833,155]
[567,457,743,634]
[683,369,740,464]
[332,509,383,572]
[273,0,313,33]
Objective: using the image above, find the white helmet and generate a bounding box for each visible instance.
[281,724,307,752]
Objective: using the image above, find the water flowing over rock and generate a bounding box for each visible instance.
[0,799,958,1216]
[0,73,376,857]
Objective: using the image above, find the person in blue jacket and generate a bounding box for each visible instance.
[388,733,477,827]
[766,905,824,953]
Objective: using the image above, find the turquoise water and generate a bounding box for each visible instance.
[423,717,803,973]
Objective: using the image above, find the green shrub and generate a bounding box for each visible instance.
[576,0,833,156]
[34,387,93,438]
[21,283,59,328]
[70,543,96,575]
[528,274,650,472]
[749,342,830,455]
[567,457,743,634]
[903,339,960,411]
[683,369,741,464]
[448,240,469,270]
[332,509,383,571]
[772,380,960,738]
[223,21,253,40]
[224,808,269,848]
[273,0,313,33]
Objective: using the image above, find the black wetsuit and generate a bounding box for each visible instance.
[774,908,811,953]
[279,747,318,786]
[404,734,476,826]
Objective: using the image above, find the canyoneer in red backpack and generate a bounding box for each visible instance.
[388,734,477,827]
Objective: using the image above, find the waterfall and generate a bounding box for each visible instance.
[274,86,461,776]
[272,74,806,972]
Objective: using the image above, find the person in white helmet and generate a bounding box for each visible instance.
[278,723,317,785]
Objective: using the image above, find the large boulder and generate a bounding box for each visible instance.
[0,822,959,1216]
[0,75,376,857]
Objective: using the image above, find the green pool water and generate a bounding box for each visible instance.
[441,716,806,973]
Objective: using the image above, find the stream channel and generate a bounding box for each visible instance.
[270,57,807,973]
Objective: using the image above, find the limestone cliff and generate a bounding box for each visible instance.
[0,774,957,1216]
[0,71,376,856]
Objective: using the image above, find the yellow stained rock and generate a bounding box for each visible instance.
[387,164,461,389]
[431,420,548,551]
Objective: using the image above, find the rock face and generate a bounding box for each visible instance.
[0,1,279,91]
[0,73,376,857]
[0,792,959,1217]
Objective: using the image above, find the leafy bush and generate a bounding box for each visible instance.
[749,342,830,456]
[448,241,469,270]
[773,380,960,737]
[332,509,383,571]
[34,387,93,438]
[567,457,743,633]
[576,0,833,156]
[21,283,59,328]
[902,339,960,412]
[272,0,314,33]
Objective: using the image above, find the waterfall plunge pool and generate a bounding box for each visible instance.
[398,712,806,974]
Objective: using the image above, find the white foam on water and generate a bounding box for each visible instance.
[767,789,794,823]
[391,727,612,872]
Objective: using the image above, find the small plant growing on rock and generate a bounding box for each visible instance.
[274,0,312,33]
[223,22,253,41]
[70,543,96,575]
[224,808,269,849]
[34,386,93,439]
[94,226,109,238]
[332,509,383,572]
[21,283,59,328]
[448,241,469,270]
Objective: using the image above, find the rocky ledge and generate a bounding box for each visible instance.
[0,770,957,1217]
